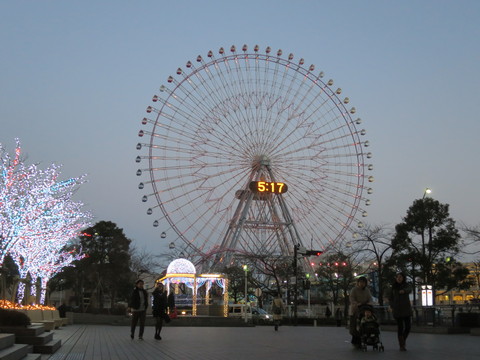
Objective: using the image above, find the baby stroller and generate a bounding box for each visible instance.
[357,305,384,352]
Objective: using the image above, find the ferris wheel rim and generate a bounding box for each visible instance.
[137,45,373,260]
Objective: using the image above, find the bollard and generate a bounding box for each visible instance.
[314,319,317,327]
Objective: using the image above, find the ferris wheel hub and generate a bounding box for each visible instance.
[252,155,271,168]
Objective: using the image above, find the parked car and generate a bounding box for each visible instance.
[252,307,273,324]
[228,304,252,319]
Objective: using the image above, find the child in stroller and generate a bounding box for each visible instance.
[357,305,384,352]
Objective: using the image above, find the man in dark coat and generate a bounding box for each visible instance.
[128,279,148,340]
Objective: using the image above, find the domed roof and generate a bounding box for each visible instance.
[166,258,196,275]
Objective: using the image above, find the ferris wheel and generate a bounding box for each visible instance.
[136,44,373,266]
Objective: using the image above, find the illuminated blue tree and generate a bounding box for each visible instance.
[35,249,86,304]
[0,139,92,303]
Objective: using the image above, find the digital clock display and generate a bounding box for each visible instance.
[249,181,288,194]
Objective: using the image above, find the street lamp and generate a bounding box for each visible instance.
[423,188,432,199]
[413,187,433,320]
[243,264,248,323]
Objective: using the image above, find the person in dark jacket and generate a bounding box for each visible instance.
[167,290,175,313]
[152,282,168,340]
[128,279,148,340]
[389,272,413,351]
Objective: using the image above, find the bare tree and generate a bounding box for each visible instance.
[243,254,295,297]
[315,246,368,318]
[129,245,164,277]
[460,225,480,255]
[354,224,394,306]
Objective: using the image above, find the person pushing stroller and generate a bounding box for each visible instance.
[349,276,372,347]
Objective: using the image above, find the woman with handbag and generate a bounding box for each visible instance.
[389,272,413,351]
[152,282,169,340]
[271,292,285,331]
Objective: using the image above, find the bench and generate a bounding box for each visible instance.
[42,310,63,328]
[24,309,55,331]
[52,310,69,326]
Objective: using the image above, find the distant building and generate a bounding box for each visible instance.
[435,262,480,305]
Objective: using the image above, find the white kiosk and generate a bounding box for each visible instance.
[159,259,228,316]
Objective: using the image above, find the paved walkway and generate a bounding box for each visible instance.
[42,324,479,360]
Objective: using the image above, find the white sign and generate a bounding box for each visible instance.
[421,285,433,306]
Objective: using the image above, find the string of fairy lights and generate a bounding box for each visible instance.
[0,139,92,305]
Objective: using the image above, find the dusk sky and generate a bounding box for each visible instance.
[1,1,479,263]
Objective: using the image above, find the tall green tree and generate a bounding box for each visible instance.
[432,256,472,294]
[390,197,466,295]
[51,221,134,312]
[222,265,247,304]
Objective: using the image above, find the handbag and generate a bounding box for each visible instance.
[272,299,282,315]
[163,313,171,323]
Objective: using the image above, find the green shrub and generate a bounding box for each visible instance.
[0,308,31,327]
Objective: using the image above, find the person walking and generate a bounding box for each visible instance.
[128,279,148,340]
[271,292,285,331]
[348,276,372,348]
[152,282,168,340]
[335,308,343,327]
[389,272,412,351]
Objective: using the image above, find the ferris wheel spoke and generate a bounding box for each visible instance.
[177,65,231,115]
[266,106,350,157]
[216,70,261,145]
[192,62,238,116]
[151,169,248,213]
[290,187,359,224]
[175,204,229,251]
[169,67,227,117]
[295,204,347,241]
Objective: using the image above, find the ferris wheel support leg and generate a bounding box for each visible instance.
[212,192,255,267]
[266,164,305,255]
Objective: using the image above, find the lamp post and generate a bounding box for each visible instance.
[243,264,248,323]
[293,245,298,325]
[414,187,432,323]
[305,273,311,313]
[423,187,432,199]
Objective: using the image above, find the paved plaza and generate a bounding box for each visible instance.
[41,324,479,360]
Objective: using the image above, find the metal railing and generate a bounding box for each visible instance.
[372,304,480,327]
[264,303,480,328]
